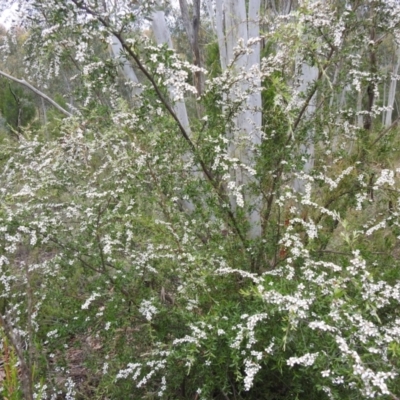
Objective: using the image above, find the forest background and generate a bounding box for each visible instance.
[0,0,400,399]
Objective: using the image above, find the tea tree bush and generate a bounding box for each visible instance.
[0,0,399,399]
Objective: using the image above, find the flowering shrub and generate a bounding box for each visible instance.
[0,0,400,399]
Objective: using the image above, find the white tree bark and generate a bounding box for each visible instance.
[215,0,262,238]
[215,0,228,71]
[384,47,400,127]
[205,0,216,33]
[151,10,191,135]
[152,7,195,212]
[244,0,262,238]
[247,0,262,142]
[110,36,142,98]
[357,89,364,128]
[179,0,194,45]
[227,0,248,68]
[293,63,319,192]
[41,97,49,140]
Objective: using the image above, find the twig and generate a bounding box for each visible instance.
[292,47,335,132]
[372,116,400,146]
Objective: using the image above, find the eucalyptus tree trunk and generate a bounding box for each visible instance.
[110,37,142,99]
[205,0,216,33]
[247,0,262,134]
[384,47,400,127]
[293,62,319,193]
[179,0,205,95]
[215,0,262,238]
[357,90,364,128]
[215,0,227,70]
[41,97,49,140]
[151,7,197,212]
[151,10,191,135]
[270,0,318,193]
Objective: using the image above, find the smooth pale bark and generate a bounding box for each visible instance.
[205,0,216,33]
[179,0,194,45]
[247,0,262,140]
[244,0,262,238]
[329,64,340,110]
[152,7,195,212]
[151,10,173,48]
[339,85,349,109]
[293,63,319,192]
[382,81,387,125]
[224,0,235,64]
[216,0,262,238]
[151,10,191,135]
[300,63,319,166]
[226,0,247,68]
[41,97,49,140]
[110,36,142,98]
[215,0,227,70]
[329,82,352,151]
[357,90,364,127]
[192,0,204,95]
[384,48,400,127]
[248,0,261,70]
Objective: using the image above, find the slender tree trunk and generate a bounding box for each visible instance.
[364,6,377,131]
[382,80,387,125]
[152,7,196,212]
[216,0,262,238]
[152,10,191,135]
[41,97,49,140]
[357,89,364,127]
[110,36,142,99]
[179,0,205,96]
[293,62,318,192]
[205,0,216,33]
[215,0,227,70]
[245,0,262,238]
[384,47,400,127]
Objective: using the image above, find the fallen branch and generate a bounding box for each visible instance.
[0,70,72,118]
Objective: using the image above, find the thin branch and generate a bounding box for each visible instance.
[292,47,335,132]
[0,70,72,118]
[372,115,400,146]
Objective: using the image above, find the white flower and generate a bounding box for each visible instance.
[287,352,319,367]
[81,292,100,310]
[243,359,261,391]
[102,362,109,375]
[139,299,159,321]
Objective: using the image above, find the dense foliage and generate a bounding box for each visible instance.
[0,0,400,399]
